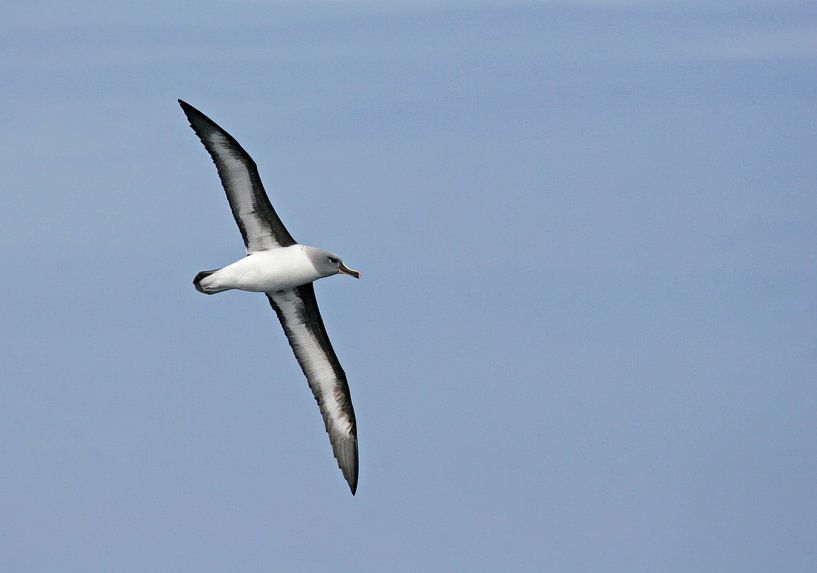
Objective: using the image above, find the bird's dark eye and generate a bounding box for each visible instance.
[328,257,339,264]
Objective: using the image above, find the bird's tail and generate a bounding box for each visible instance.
[193,269,229,294]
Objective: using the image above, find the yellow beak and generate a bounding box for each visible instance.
[338,261,361,279]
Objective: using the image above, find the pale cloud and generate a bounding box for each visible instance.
[700,26,817,60]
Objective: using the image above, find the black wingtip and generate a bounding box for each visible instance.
[178,99,196,118]
[178,100,208,125]
[333,434,359,496]
[346,459,359,496]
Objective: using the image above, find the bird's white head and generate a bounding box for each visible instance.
[305,247,361,280]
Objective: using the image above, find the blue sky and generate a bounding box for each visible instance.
[2,1,816,571]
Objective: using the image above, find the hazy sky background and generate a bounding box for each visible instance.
[2,1,816,571]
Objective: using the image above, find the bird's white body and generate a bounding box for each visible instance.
[199,245,322,293]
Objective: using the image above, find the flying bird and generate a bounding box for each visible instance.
[179,99,360,494]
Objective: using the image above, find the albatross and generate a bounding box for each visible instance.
[179,99,360,494]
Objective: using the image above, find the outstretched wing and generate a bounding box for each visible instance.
[267,284,359,494]
[179,99,296,253]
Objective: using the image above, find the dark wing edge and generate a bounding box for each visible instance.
[178,99,297,252]
[267,284,359,494]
